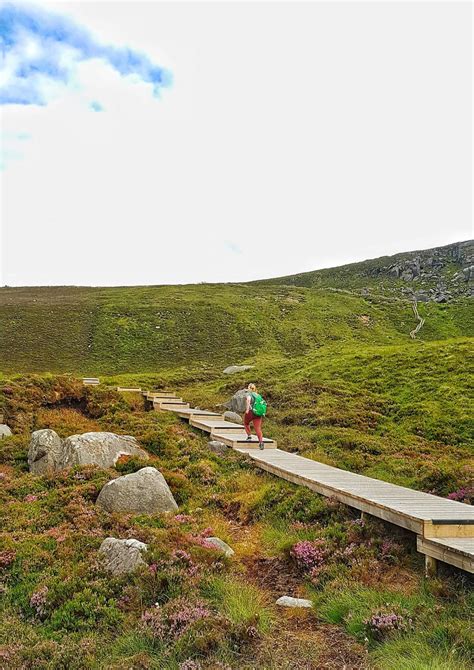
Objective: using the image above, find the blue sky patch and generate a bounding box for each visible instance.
[0,3,172,106]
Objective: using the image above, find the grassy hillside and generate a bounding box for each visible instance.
[1,283,473,375]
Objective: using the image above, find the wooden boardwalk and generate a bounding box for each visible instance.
[126,389,474,575]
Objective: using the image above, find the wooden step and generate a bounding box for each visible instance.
[157,402,190,411]
[83,378,99,385]
[152,396,183,404]
[146,391,176,398]
[417,536,474,574]
[173,408,225,420]
[213,432,277,449]
[190,418,244,434]
[117,387,142,392]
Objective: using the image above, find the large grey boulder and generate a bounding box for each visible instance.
[224,389,250,414]
[62,432,148,469]
[96,467,178,514]
[28,430,148,473]
[28,429,64,474]
[99,537,147,575]
[0,424,12,439]
[205,537,234,557]
[223,365,254,375]
[223,411,243,425]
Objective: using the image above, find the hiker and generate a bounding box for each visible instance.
[244,383,267,450]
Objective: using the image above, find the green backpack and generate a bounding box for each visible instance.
[251,392,267,417]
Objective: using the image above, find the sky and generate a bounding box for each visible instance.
[0,0,472,287]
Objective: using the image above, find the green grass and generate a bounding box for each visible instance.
[202,575,274,634]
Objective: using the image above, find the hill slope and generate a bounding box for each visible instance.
[0,281,472,375]
[256,239,474,303]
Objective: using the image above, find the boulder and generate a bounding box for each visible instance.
[96,467,178,514]
[208,440,228,455]
[0,424,12,439]
[62,432,148,469]
[28,430,148,473]
[28,429,64,474]
[224,389,250,414]
[99,537,147,575]
[223,411,243,425]
[276,596,313,609]
[205,537,234,557]
[223,365,254,375]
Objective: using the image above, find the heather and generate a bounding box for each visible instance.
[0,378,472,668]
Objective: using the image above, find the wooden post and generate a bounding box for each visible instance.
[361,512,369,522]
[425,554,438,578]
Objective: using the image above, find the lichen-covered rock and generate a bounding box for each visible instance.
[223,411,243,425]
[205,537,234,557]
[62,432,148,468]
[28,429,64,474]
[98,537,147,575]
[0,424,12,439]
[223,365,254,375]
[96,467,178,514]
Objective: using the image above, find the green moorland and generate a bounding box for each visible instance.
[0,272,473,668]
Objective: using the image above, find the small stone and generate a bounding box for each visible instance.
[275,596,313,608]
[0,425,12,439]
[223,411,243,425]
[223,365,254,375]
[208,440,228,455]
[205,537,235,557]
[99,537,147,575]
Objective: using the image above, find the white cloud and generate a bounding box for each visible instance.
[1,1,471,286]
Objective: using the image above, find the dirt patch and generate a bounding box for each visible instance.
[242,555,304,599]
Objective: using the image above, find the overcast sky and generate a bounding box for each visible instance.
[0,1,472,287]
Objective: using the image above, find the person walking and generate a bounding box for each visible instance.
[244,383,267,450]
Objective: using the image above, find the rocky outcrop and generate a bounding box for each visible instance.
[28,429,64,474]
[96,467,178,514]
[0,424,12,439]
[61,432,148,468]
[98,537,147,575]
[28,430,148,473]
[223,365,254,375]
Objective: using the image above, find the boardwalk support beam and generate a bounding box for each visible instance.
[425,555,438,578]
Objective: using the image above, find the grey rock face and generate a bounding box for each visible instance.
[62,432,148,469]
[224,389,250,414]
[223,411,243,425]
[99,537,147,575]
[275,596,313,608]
[205,537,235,557]
[96,467,178,514]
[208,440,228,455]
[223,365,254,375]
[28,429,64,474]
[0,424,12,439]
